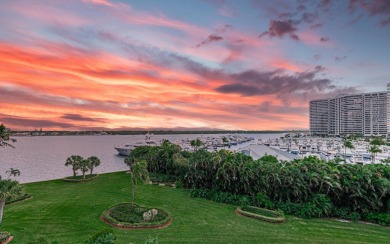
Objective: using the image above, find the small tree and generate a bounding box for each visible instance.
[124,155,149,208]
[65,155,83,177]
[0,124,16,148]
[87,156,101,175]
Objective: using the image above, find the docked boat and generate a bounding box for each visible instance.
[114,139,158,156]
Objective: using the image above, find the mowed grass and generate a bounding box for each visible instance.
[2,172,390,243]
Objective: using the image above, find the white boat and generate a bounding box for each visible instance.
[114,139,158,156]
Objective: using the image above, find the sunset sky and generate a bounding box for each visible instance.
[1,0,389,131]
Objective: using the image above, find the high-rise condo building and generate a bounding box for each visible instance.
[310,85,389,136]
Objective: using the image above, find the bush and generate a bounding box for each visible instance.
[253,193,274,209]
[366,213,390,226]
[0,231,10,243]
[149,173,177,183]
[190,188,249,206]
[348,212,361,221]
[85,229,116,244]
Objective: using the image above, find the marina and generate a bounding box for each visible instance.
[244,134,390,165]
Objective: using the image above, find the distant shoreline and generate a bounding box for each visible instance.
[11,130,308,137]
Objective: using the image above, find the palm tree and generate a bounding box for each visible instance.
[124,156,149,207]
[6,168,20,179]
[370,137,385,146]
[190,139,203,151]
[343,140,354,160]
[79,159,90,179]
[87,156,100,175]
[369,145,382,164]
[0,177,22,223]
[0,124,16,148]
[65,155,83,177]
[222,136,229,149]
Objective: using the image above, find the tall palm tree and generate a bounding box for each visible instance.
[87,156,101,175]
[0,177,22,223]
[343,140,354,160]
[369,145,382,164]
[65,155,83,177]
[124,156,149,208]
[0,124,16,148]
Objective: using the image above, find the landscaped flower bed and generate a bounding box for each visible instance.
[62,174,98,182]
[236,206,286,224]
[5,194,32,205]
[101,203,172,229]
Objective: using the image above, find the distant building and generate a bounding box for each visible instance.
[310,84,389,136]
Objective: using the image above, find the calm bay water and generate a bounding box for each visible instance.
[0,133,282,183]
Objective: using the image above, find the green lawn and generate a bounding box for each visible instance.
[2,172,390,243]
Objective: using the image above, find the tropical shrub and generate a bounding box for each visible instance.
[365,213,390,226]
[190,188,250,206]
[85,229,116,244]
[0,231,10,243]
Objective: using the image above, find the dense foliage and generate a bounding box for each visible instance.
[85,229,116,244]
[131,143,390,223]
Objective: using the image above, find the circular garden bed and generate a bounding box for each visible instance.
[101,203,172,229]
[6,194,32,205]
[236,206,286,224]
[62,174,99,182]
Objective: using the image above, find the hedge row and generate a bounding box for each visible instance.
[236,206,286,224]
[190,188,250,206]
[62,174,99,182]
[101,203,172,229]
[5,194,32,205]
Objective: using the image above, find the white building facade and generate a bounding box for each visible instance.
[310,87,389,136]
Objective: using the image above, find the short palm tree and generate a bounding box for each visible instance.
[0,177,22,223]
[65,155,83,177]
[369,145,382,164]
[87,156,101,175]
[190,139,203,151]
[343,140,354,159]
